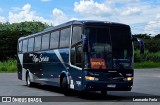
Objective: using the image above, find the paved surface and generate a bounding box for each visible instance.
[0,69,160,105]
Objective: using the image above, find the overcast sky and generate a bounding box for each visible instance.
[0,0,160,35]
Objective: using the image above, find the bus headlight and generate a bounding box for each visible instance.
[85,76,98,81]
[127,77,133,81]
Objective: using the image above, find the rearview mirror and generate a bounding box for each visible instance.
[82,34,88,52]
[132,37,144,54]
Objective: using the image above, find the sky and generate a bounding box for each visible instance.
[0,0,160,36]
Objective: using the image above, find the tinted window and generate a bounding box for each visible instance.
[76,45,82,67]
[72,26,82,45]
[22,39,28,52]
[34,36,41,51]
[84,27,112,69]
[71,47,76,65]
[110,26,132,59]
[71,44,83,68]
[86,27,110,44]
[42,33,50,50]
[110,26,131,49]
[50,31,59,49]
[60,27,70,48]
[28,38,34,52]
[18,41,22,52]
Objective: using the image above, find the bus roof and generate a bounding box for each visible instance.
[18,20,129,41]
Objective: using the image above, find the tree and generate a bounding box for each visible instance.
[154,34,160,39]
[0,21,51,61]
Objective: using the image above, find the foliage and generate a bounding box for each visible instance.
[134,61,160,68]
[0,21,50,60]
[0,59,17,72]
[154,34,160,39]
[133,34,160,52]
[134,50,160,62]
[133,34,152,39]
[0,21,50,35]
[143,39,160,52]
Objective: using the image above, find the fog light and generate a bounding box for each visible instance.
[127,77,133,81]
[85,76,95,80]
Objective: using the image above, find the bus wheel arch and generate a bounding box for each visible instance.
[60,73,68,87]
[60,73,71,95]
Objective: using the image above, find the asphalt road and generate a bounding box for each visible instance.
[0,69,160,105]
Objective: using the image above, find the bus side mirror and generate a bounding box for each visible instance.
[82,34,88,52]
[132,37,144,54]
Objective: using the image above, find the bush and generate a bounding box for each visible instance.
[135,61,160,68]
[0,59,17,72]
[134,50,160,62]
[144,39,160,52]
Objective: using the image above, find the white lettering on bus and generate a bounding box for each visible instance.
[29,54,49,63]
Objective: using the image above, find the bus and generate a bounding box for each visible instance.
[17,20,144,95]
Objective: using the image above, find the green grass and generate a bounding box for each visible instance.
[135,61,160,69]
[0,59,160,73]
[0,59,17,73]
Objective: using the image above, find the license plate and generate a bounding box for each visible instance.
[107,84,116,88]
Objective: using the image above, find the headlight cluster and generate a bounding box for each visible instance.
[85,76,99,81]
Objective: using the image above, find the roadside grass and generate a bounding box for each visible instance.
[135,61,160,69]
[0,59,160,73]
[0,59,17,73]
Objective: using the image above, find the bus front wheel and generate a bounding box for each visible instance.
[61,76,70,96]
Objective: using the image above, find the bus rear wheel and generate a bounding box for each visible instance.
[26,72,34,87]
[61,76,70,96]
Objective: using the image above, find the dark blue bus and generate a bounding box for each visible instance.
[17,20,144,95]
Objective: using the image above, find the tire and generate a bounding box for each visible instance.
[101,90,107,96]
[26,72,34,87]
[61,76,70,96]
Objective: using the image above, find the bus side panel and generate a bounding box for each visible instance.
[58,48,84,91]
[22,53,43,83]
[54,48,84,90]
[38,49,69,86]
[56,48,69,85]
[41,62,63,86]
[67,66,83,91]
[39,52,65,85]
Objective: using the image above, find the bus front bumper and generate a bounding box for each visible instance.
[83,81,133,91]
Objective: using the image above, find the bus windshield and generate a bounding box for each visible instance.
[84,26,112,69]
[110,26,132,60]
[84,25,133,69]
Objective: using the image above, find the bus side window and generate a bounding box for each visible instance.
[18,41,22,53]
[42,33,50,50]
[72,26,82,45]
[22,39,28,53]
[28,38,34,52]
[34,36,42,51]
[50,31,59,49]
[71,47,76,65]
[71,46,83,68]
[60,27,70,48]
